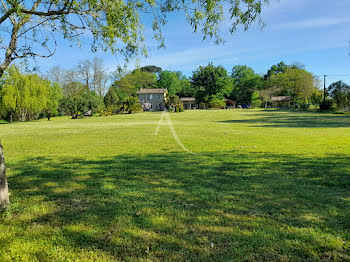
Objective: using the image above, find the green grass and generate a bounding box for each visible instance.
[0,109,350,261]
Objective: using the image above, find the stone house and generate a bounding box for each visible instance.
[137,88,167,111]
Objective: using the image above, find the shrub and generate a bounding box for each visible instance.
[319,99,334,110]
[179,107,185,112]
[168,107,174,112]
[299,103,310,110]
[250,91,262,108]
[98,107,113,116]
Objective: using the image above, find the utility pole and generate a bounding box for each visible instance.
[324,75,327,103]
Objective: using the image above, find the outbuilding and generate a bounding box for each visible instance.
[271,96,291,108]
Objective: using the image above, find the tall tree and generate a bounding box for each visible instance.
[328,81,350,110]
[76,60,92,89]
[157,71,182,95]
[140,65,162,75]
[91,57,108,97]
[191,63,233,103]
[0,0,272,209]
[0,142,9,209]
[267,68,318,103]
[231,65,263,104]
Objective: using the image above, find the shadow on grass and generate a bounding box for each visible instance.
[220,111,350,128]
[3,152,350,261]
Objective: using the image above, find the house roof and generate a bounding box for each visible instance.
[271,96,291,102]
[180,97,196,102]
[136,88,167,94]
[224,99,236,104]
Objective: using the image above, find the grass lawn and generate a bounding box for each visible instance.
[0,109,350,261]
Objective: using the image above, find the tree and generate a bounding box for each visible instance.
[121,97,141,114]
[104,88,119,111]
[267,68,318,103]
[231,65,263,104]
[157,71,182,95]
[264,62,289,80]
[177,78,194,97]
[91,57,108,97]
[166,94,183,111]
[76,60,93,89]
[44,83,63,120]
[250,91,261,108]
[140,65,162,75]
[113,70,157,96]
[0,0,273,209]
[191,63,233,104]
[328,81,350,110]
[209,95,225,109]
[62,81,89,97]
[46,66,66,86]
[0,0,271,79]
[60,96,87,119]
[258,86,280,109]
[0,142,9,209]
[0,66,53,121]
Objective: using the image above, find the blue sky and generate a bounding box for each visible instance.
[34,0,350,85]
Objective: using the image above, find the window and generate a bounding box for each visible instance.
[149,94,153,100]
[158,94,161,99]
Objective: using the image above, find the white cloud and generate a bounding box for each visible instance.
[276,17,350,30]
[140,46,240,70]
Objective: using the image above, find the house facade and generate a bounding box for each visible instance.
[137,88,167,111]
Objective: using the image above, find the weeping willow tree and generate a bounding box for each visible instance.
[0,0,272,209]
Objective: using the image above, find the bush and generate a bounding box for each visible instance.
[179,107,185,112]
[209,99,225,109]
[98,107,113,116]
[319,99,334,110]
[299,103,310,110]
[168,107,174,112]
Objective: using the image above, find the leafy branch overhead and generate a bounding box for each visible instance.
[0,0,271,76]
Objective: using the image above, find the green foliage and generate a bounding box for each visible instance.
[319,99,334,111]
[60,90,102,118]
[44,83,63,118]
[104,88,118,107]
[264,61,289,80]
[231,65,263,104]
[140,65,162,74]
[98,107,113,116]
[166,94,183,112]
[121,96,142,114]
[250,91,262,108]
[268,68,318,103]
[191,63,233,103]
[328,81,350,110]
[59,97,87,119]
[209,95,225,108]
[157,71,183,95]
[113,70,157,96]
[177,78,195,97]
[0,66,61,122]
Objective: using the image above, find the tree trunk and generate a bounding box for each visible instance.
[0,141,9,209]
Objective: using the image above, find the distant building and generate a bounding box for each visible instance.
[137,88,167,111]
[224,99,236,109]
[271,96,291,108]
[180,97,198,109]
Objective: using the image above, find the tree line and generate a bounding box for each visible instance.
[1,60,349,122]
